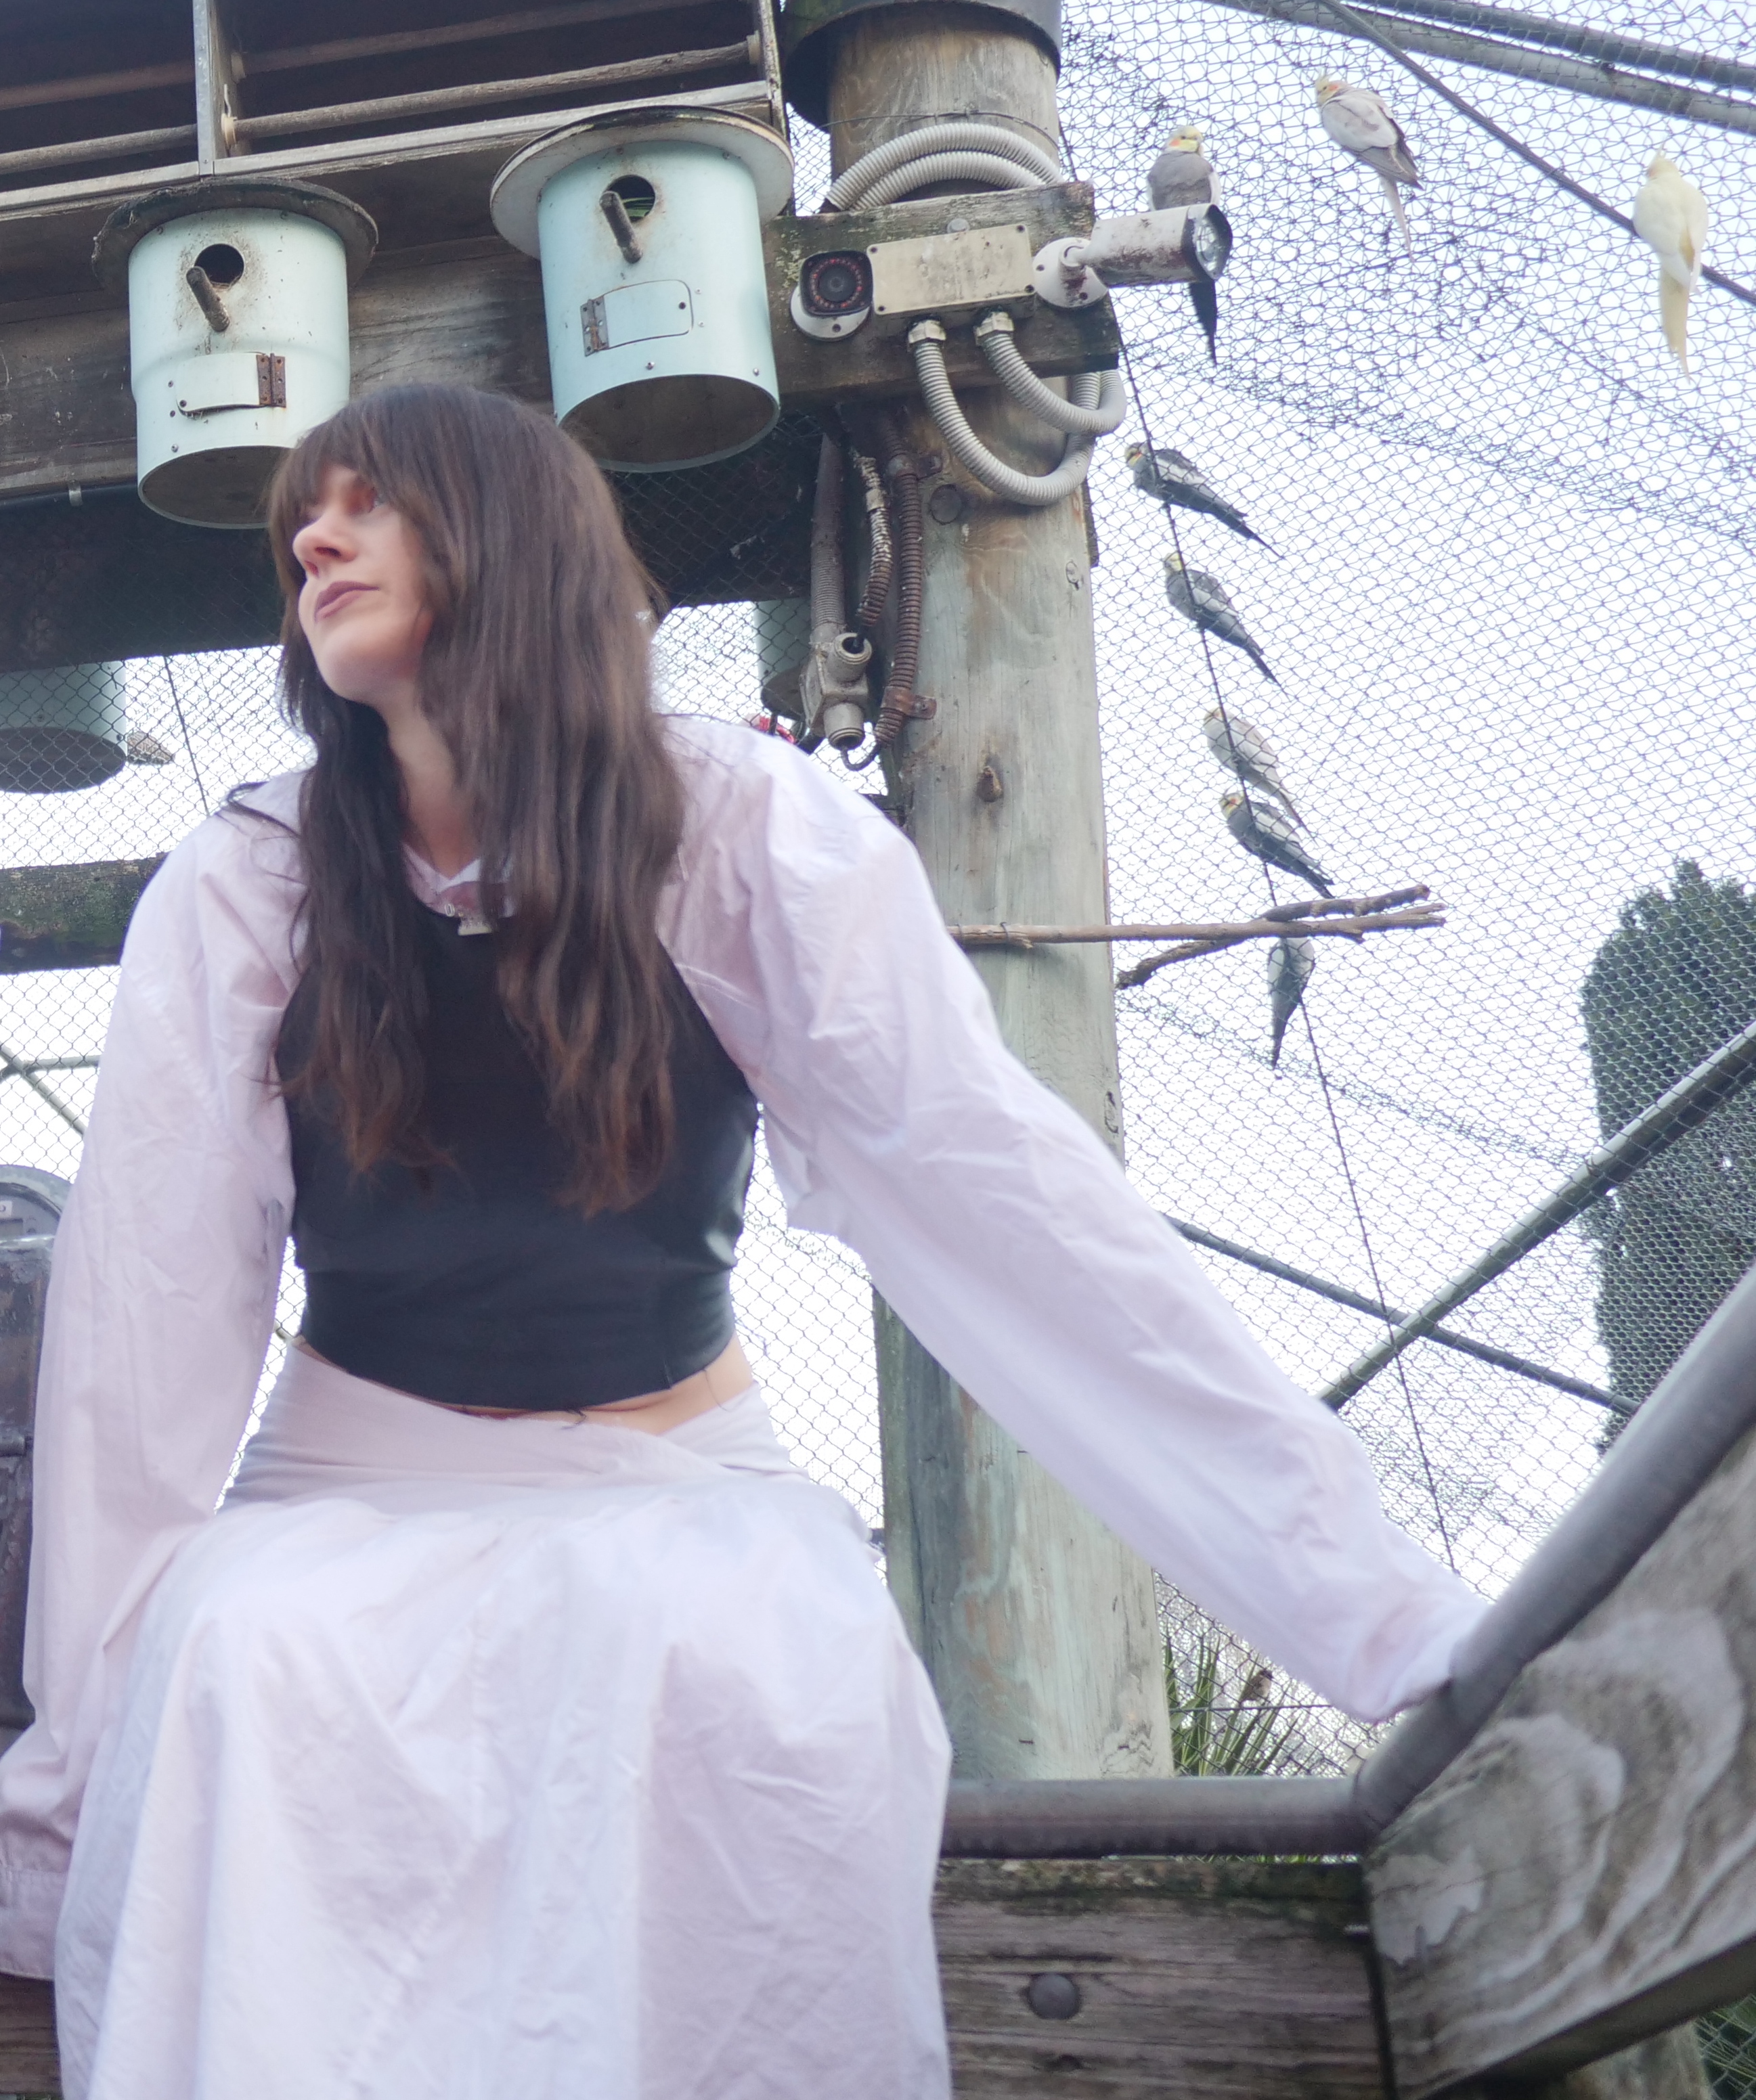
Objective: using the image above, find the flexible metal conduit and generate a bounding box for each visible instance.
[864,416,924,759]
[977,317,1128,434]
[822,120,1060,208]
[1355,1256,1756,1837]
[911,334,1107,505]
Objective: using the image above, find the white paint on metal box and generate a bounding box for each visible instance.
[869,223,1034,319]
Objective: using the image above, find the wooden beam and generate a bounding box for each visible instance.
[192,0,243,170]
[1367,1416,1756,2095]
[229,38,759,146]
[936,1857,1384,2096]
[0,858,163,973]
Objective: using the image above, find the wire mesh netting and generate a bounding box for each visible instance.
[0,0,1753,2065]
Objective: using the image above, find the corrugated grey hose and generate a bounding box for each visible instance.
[912,332,1107,507]
[976,317,1128,435]
[822,121,1061,209]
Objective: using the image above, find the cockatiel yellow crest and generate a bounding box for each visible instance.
[1632,153,1709,374]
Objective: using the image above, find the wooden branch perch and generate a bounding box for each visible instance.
[945,888,1444,988]
[1110,887,1443,990]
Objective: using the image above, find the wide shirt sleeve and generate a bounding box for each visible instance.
[659,719,1488,1727]
[0,784,304,1976]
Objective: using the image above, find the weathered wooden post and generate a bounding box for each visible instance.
[787,0,1172,1782]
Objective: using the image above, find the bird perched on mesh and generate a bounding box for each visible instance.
[1164,554,1277,683]
[1126,443,1273,551]
[1221,790,1332,894]
[1315,76,1421,256]
[1147,123,1224,361]
[1267,936,1317,1067]
[1632,153,1709,374]
[1202,708,1304,826]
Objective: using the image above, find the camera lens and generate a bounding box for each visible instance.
[801,250,872,317]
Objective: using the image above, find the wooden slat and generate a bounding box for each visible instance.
[1367,1419,1756,2095]
[936,1858,1386,2097]
[0,1971,57,2093]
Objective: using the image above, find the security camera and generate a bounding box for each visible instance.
[790,249,873,338]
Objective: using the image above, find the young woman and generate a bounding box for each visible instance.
[0,384,1484,2099]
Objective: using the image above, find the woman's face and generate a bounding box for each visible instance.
[291,465,434,711]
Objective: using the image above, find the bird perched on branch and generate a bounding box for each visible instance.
[1632,153,1708,374]
[1221,790,1333,895]
[1164,554,1277,683]
[1315,76,1421,256]
[1147,124,1224,361]
[1267,936,1317,1068]
[1126,443,1273,550]
[1202,708,1304,826]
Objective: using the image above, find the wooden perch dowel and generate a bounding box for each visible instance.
[950,886,1439,950]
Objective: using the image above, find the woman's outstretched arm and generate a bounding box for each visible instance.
[665,719,1489,1727]
[0,782,304,1976]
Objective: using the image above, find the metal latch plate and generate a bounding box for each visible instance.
[581,280,695,355]
[175,351,284,416]
[868,224,1034,322]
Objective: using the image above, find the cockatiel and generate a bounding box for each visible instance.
[1632,154,1708,374]
[1315,76,1421,256]
[1221,790,1333,894]
[1126,443,1273,550]
[1164,554,1277,684]
[1202,707,1304,826]
[1147,123,1224,360]
[1267,935,1317,1068]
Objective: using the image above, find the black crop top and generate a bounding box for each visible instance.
[279,908,758,1410]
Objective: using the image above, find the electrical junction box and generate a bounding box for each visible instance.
[868,221,1034,329]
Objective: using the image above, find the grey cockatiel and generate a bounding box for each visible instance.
[1164,554,1277,684]
[1267,935,1317,1067]
[1221,791,1333,895]
[1202,707,1304,826]
[1315,76,1421,256]
[1128,443,1272,550]
[1147,123,1224,360]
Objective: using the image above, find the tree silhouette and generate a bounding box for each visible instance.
[1582,861,1756,1413]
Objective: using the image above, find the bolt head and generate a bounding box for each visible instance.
[1026,1973,1082,2021]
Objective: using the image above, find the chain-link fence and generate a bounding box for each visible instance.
[1,0,1752,2072]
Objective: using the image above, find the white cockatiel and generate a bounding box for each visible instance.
[1315,75,1421,256]
[1632,154,1709,374]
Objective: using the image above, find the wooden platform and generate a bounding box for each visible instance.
[0,1859,1380,2098]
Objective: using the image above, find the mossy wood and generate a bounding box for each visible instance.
[0,859,162,974]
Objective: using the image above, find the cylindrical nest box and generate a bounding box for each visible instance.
[93,179,377,529]
[491,110,793,473]
[0,663,128,793]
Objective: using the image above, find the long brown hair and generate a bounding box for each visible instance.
[265,383,684,1211]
